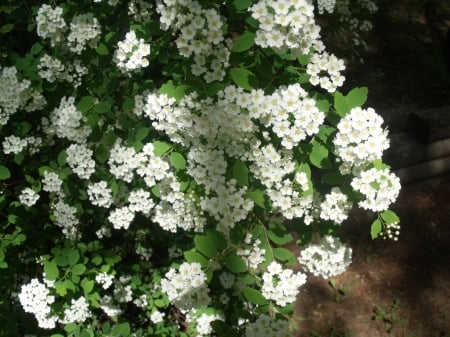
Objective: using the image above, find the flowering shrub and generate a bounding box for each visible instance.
[0,0,398,336]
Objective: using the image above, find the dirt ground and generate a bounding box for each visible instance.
[294,1,450,336]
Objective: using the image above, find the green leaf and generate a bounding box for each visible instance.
[273,247,296,265]
[267,226,293,245]
[0,23,14,34]
[297,54,310,66]
[242,287,268,305]
[80,329,91,337]
[55,282,67,296]
[380,210,400,224]
[153,141,171,156]
[233,0,252,10]
[57,150,67,166]
[135,127,150,142]
[0,165,11,180]
[81,278,94,295]
[72,263,86,276]
[347,87,368,109]
[184,250,209,268]
[309,140,329,168]
[31,43,44,55]
[194,235,218,258]
[44,261,59,280]
[224,251,248,273]
[233,160,249,186]
[159,81,190,100]
[194,231,226,258]
[316,98,330,113]
[371,219,382,239]
[230,67,258,91]
[246,189,267,209]
[95,101,111,114]
[170,152,186,170]
[96,43,109,55]
[67,249,80,265]
[122,97,134,113]
[95,144,109,163]
[77,96,96,113]
[334,87,368,117]
[232,31,255,52]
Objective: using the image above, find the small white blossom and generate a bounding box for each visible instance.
[19,188,40,207]
[299,235,353,279]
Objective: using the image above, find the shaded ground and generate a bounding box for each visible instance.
[294,1,450,336]
[295,176,450,337]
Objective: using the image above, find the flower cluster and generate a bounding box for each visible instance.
[52,199,79,240]
[187,312,224,336]
[2,135,42,155]
[114,30,151,73]
[156,0,230,82]
[87,181,113,208]
[66,143,96,179]
[44,96,91,143]
[351,167,401,212]
[19,188,40,207]
[60,297,91,324]
[108,206,134,230]
[161,262,211,311]
[307,51,346,92]
[67,13,102,54]
[245,314,292,337]
[333,107,390,174]
[382,220,401,241]
[319,187,352,223]
[38,54,89,87]
[95,272,115,289]
[128,0,153,23]
[42,171,63,195]
[36,5,67,46]
[261,261,307,306]
[316,0,337,14]
[298,235,353,279]
[249,0,324,57]
[237,233,266,270]
[0,66,45,126]
[18,278,58,329]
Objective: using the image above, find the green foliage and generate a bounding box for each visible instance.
[334,87,368,117]
[0,1,400,337]
[373,299,409,333]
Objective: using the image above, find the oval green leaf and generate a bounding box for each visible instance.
[232,31,255,52]
[242,287,268,305]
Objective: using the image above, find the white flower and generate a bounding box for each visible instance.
[66,143,96,179]
[115,30,151,72]
[19,188,40,207]
[351,167,401,212]
[299,235,352,279]
[18,278,58,329]
[319,187,352,223]
[161,262,210,311]
[52,199,79,240]
[108,206,135,230]
[245,314,291,337]
[333,107,390,171]
[87,181,113,208]
[261,261,307,306]
[60,297,91,324]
